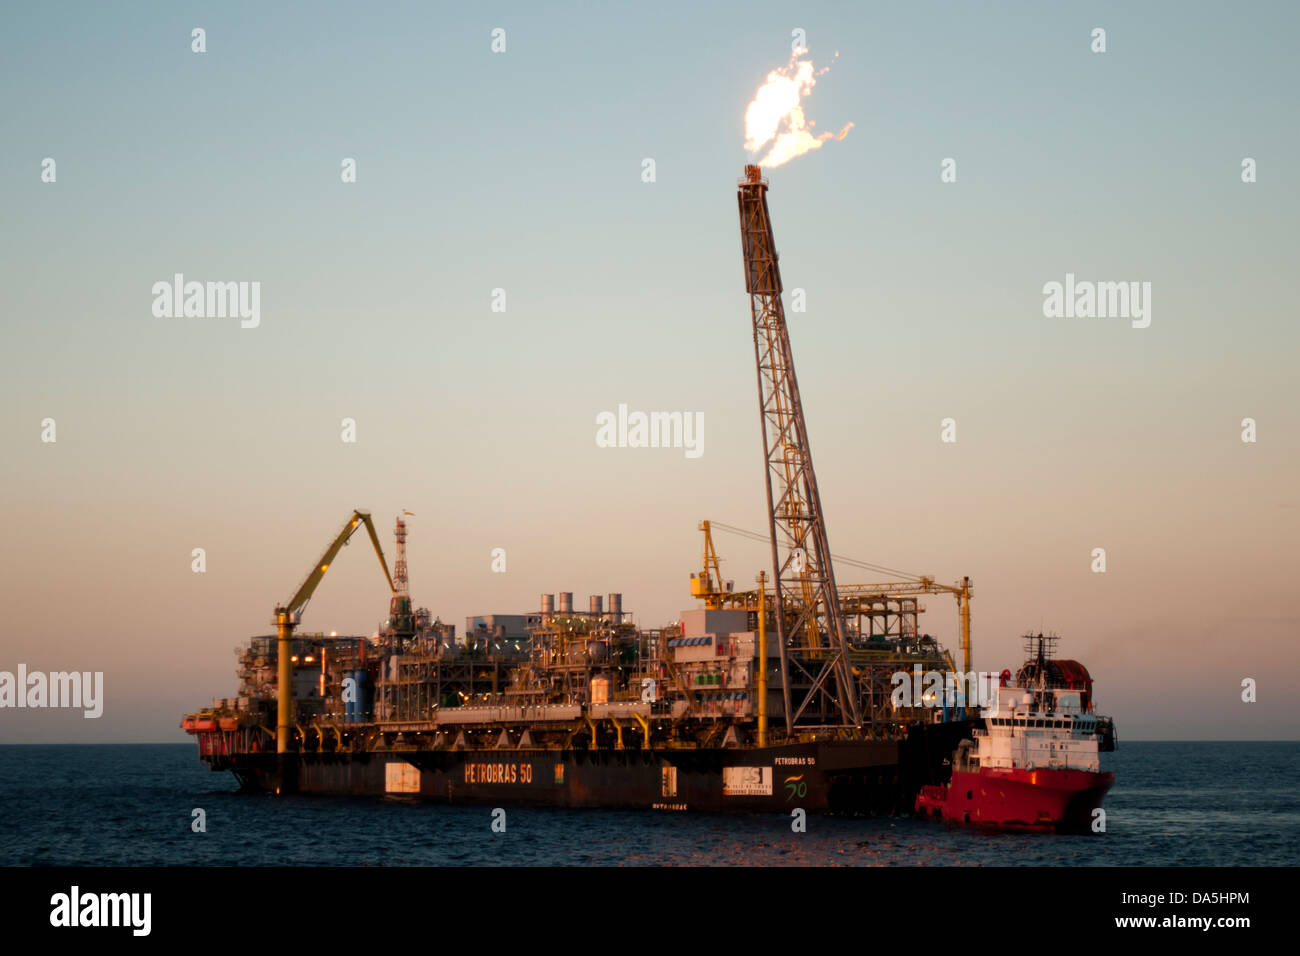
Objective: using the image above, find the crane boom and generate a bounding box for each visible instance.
[283,510,396,617]
[274,509,396,759]
[689,520,728,608]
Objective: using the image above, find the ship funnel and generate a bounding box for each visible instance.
[540,593,555,614]
[608,593,622,620]
[589,594,603,615]
[558,592,573,614]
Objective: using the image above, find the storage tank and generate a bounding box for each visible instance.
[608,593,622,620]
[541,593,555,614]
[558,592,573,614]
[589,594,603,615]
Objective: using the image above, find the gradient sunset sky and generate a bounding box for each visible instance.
[2,1,1297,742]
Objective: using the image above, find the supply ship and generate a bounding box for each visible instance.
[915,634,1118,831]
[182,167,1107,822]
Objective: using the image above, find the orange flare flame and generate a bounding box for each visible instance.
[743,53,851,168]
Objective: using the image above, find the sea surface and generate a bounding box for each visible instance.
[0,742,1295,866]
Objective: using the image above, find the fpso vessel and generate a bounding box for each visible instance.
[185,165,1002,813]
[184,579,977,814]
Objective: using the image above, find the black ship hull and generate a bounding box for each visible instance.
[208,720,973,815]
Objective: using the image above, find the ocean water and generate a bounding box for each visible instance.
[0,742,1295,866]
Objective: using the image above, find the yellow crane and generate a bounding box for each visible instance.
[692,520,974,673]
[274,510,396,756]
[688,520,732,608]
[838,578,973,674]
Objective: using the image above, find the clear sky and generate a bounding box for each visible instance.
[2,2,1297,742]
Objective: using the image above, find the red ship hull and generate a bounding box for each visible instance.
[916,766,1115,832]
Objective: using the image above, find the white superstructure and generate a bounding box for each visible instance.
[962,685,1104,773]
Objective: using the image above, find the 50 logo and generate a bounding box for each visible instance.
[784,775,807,800]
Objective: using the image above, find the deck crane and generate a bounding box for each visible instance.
[838,578,973,674]
[274,510,396,756]
[688,520,734,609]
[696,519,975,675]
[737,165,860,733]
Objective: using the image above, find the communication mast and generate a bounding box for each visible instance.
[389,513,414,634]
[393,516,409,597]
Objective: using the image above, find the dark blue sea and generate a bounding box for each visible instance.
[0,742,1295,866]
